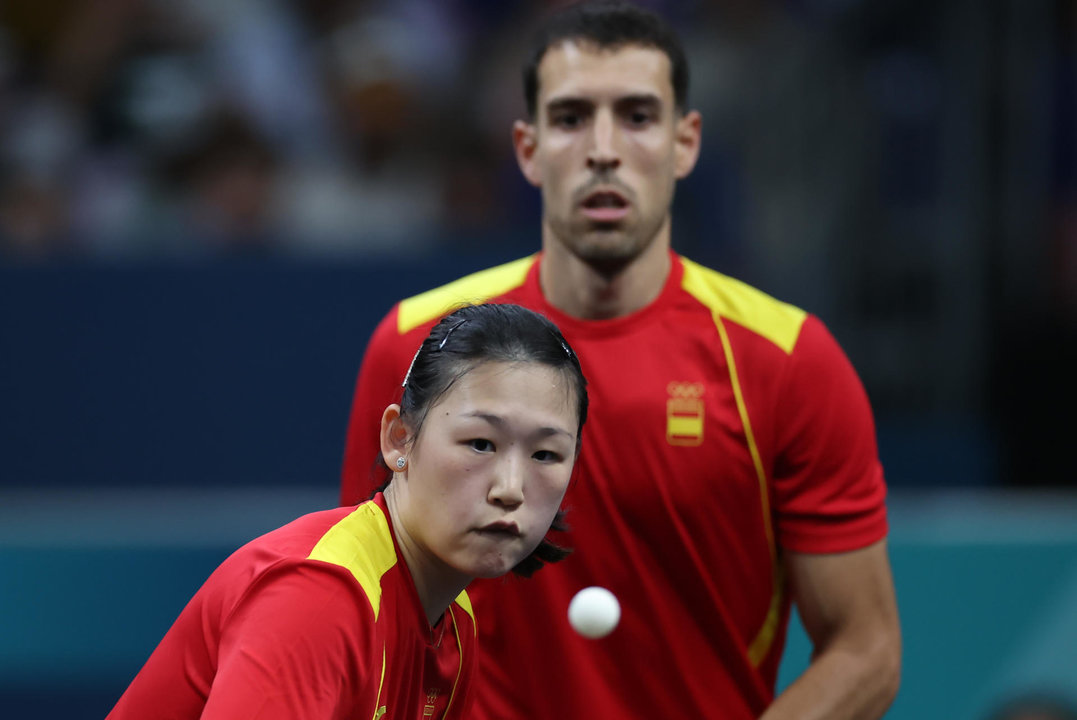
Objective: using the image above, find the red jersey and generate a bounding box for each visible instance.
[341,253,888,719]
[108,493,476,720]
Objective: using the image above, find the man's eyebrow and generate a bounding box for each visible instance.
[545,93,663,112]
[616,93,662,107]
[545,96,592,112]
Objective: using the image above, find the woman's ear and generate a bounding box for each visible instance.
[380,404,410,470]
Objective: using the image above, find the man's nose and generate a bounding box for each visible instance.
[586,109,620,172]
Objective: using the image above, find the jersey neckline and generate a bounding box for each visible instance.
[524,250,685,339]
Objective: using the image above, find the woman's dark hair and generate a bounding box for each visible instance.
[523,0,690,118]
[381,303,589,578]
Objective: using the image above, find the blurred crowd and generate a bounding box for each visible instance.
[0,0,1022,271]
[0,0,563,260]
[1,0,1072,295]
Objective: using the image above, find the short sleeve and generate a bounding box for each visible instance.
[771,315,888,553]
[201,562,374,720]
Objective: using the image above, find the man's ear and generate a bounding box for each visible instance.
[380,404,410,470]
[674,110,702,180]
[513,119,542,187]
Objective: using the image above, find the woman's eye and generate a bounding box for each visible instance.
[532,450,562,463]
[469,439,494,453]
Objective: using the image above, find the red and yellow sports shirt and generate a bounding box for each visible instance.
[340,253,887,720]
[108,493,476,720]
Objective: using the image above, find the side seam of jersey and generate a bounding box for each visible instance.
[712,313,786,667]
[397,255,537,334]
[441,605,469,719]
[370,645,387,720]
[308,501,397,619]
[681,256,800,668]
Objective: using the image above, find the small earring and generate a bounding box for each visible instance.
[395,457,407,470]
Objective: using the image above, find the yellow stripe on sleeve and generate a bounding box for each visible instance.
[397,256,537,334]
[308,502,397,619]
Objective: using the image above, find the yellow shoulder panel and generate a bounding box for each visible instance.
[680,257,807,355]
[397,256,537,334]
[308,502,397,620]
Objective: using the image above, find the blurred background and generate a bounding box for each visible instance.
[0,0,1074,718]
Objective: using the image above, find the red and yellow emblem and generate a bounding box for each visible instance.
[666,382,705,446]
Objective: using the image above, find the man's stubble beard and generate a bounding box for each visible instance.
[547,213,666,279]
[543,165,673,277]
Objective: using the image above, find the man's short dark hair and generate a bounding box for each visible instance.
[522,0,690,119]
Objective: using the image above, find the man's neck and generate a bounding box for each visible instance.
[539,231,673,320]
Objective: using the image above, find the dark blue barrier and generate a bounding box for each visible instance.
[0,254,521,490]
[1,254,999,490]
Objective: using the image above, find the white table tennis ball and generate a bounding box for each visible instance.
[568,586,621,639]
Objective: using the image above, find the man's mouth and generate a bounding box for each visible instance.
[580,190,630,222]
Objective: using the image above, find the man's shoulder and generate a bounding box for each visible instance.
[395,255,538,334]
[677,255,808,355]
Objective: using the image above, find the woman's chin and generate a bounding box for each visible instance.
[464,552,524,580]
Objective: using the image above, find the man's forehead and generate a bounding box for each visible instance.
[536,40,673,103]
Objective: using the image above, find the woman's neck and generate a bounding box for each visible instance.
[383,484,470,626]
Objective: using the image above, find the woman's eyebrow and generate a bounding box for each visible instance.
[462,411,574,439]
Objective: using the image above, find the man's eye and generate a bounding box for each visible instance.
[627,110,655,126]
[552,113,581,128]
[469,439,495,452]
[532,450,562,463]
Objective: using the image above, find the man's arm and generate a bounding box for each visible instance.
[761,539,901,720]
